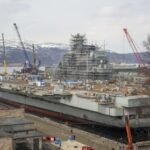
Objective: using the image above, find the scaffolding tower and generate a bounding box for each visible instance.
[56,34,112,80]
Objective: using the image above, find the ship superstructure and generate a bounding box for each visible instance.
[56,34,112,80]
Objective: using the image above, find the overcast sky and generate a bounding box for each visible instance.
[0,0,150,53]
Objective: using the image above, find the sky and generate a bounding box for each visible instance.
[0,0,150,53]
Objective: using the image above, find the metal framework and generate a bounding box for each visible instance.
[1,33,7,74]
[13,23,31,66]
[56,34,112,80]
[123,28,145,67]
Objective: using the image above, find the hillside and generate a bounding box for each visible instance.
[0,40,149,66]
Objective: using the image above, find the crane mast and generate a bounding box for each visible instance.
[32,44,36,70]
[2,33,7,75]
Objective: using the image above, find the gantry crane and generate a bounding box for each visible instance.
[2,33,7,75]
[13,23,40,74]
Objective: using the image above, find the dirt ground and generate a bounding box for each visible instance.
[25,113,124,150]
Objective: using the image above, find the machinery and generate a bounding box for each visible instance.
[123,28,149,76]
[125,115,133,150]
[123,28,145,67]
[13,23,40,74]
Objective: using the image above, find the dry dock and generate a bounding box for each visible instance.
[25,113,150,150]
[0,108,44,150]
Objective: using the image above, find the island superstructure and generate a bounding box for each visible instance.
[56,34,112,80]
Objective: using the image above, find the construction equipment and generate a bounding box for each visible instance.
[13,23,40,74]
[32,44,36,70]
[123,28,150,74]
[123,28,145,67]
[32,44,41,74]
[2,33,7,75]
[13,23,32,72]
[125,114,133,150]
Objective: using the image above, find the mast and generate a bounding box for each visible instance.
[2,33,7,74]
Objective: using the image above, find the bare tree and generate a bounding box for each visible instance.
[143,34,150,65]
[143,34,150,51]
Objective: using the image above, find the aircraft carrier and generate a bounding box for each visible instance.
[0,79,150,128]
[0,34,149,129]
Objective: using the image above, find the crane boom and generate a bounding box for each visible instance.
[13,23,40,74]
[2,33,7,74]
[123,28,145,67]
[13,23,31,66]
[125,115,133,150]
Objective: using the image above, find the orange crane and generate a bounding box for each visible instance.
[125,115,133,150]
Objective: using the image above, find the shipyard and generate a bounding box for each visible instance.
[0,1,150,150]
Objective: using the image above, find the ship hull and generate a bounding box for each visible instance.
[0,89,150,128]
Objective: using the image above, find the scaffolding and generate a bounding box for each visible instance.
[56,34,112,80]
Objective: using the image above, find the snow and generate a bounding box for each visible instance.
[0,39,69,51]
[37,42,69,49]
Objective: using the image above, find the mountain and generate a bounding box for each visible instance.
[106,51,150,64]
[0,40,149,66]
[0,40,69,66]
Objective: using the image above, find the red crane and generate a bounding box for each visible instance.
[125,115,133,150]
[123,28,146,67]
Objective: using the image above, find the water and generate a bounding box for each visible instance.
[0,66,45,74]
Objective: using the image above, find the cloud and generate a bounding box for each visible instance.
[0,0,30,23]
[81,0,150,52]
[0,0,150,53]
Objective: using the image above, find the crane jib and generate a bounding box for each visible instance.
[13,23,31,66]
